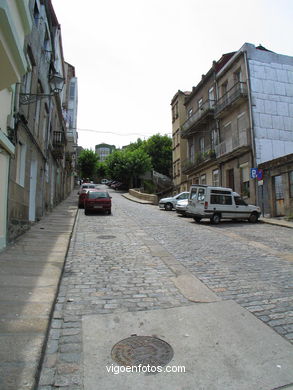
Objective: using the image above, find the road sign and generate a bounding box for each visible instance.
[251,168,264,181]
[257,169,263,181]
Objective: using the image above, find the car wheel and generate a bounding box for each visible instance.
[210,214,221,224]
[248,213,259,223]
[107,209,111,215]
[193,217,202,223]
[164,203,173,211]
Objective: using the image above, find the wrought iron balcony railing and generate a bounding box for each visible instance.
[52,130,66,147]
[215,82,248,116]
[214,129,250,158]
[181,149,216,173]
[181,99,215,137]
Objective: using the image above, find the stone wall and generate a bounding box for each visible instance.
[129,189,158,204]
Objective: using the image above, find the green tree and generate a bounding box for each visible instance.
[77,149,99,180]
[105,148,152,187]
[143,134,172,176]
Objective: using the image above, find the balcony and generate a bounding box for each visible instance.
[51,131,66,159]
[215,82,248,117]
[181,99,215,138]
[215,129,250,158]
[181,149,216,174]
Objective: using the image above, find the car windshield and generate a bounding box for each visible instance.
[82,184,96,189]
[234,196,247,206]
[88,191,109,199]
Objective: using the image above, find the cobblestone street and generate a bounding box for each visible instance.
[38,188,293,389]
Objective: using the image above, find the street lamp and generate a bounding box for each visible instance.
[19,71,65,105]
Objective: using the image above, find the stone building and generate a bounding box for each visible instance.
[95,143,115,162]
[0,0,32,250]
[174,43,293,209]
[0,0,78,244]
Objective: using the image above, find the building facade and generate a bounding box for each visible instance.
[171,90,190,193]
[0,0,78,246]
[95,143,115,162]
[0,0,32,249]
[175,43,293,211]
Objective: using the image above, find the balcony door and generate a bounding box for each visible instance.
[226,168,234,190]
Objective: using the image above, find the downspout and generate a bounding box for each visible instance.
[244,50,258,204]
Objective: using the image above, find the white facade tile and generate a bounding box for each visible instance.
[253,65,266,79]
[264,100,277,115]
[255,98,265,113]
[262,80,275,94]
[287,71,293,84]
[276,69,288,83]
[267,128,280,140]
[283,116,293,130]
[283,64,293,71]
[279,131,293,141]
[254,126,268,139]
[264,66,276,81]
[252,112,260,127]
[276,101,289,116]
[272,140,286,159]
[284,142,293,154]
[274,82,286,96]
[255,139,273,164]
[271,62,283,70]
[250,77,263,93]
[272,115,284,130]
[289,104,293,117]
[285,83,293,97]
[260,113,273,128]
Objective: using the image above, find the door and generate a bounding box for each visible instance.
[226,168,234,190]
[29,160,38,221]
[274,175,285,216]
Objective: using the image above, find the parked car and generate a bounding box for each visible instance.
[101,179,109,184]
[78,183,99,208]
[84,190,112,215]
[175,198,189,216]
[158,191,189,211]
[187,184,261,224]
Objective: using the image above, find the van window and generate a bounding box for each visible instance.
[234,196,247,206]
[190,188,197,199]
[198,188,205,201]
[211,194,232,205]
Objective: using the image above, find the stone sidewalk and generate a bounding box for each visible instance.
[0,191,78,390]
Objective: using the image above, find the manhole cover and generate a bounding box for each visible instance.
[98,235,116,239]
[111,335,174,367]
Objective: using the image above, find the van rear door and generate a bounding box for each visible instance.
[189,186,206,215]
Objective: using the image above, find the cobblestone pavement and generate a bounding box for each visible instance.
[38,189,293,389]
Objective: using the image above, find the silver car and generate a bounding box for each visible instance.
[158,191,189,211]
[175,198,189,216]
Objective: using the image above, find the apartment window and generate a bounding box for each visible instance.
[200,174,206,185]
[208,87,215,107]
[212,169,219,186]
[199,137,205,153]
[44,30,50,51]
[198,98,203,108]
[240,162,250,197]
[188,108,193,118]
[16,141,26,187]
[237,112,248,132]
[289,171,293,197]
[221,81,228,96]
[69,82,75,100]
[211,129,219,148]
[234,69,242,83]
[189,140,194,161]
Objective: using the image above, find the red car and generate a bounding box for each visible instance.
[78,183,98,208]
[84,190,112,215]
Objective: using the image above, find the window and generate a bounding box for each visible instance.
[234,196,247,206]
[198,98,203,108]
[200,174,206,185]
[188,108,193,118]
[208,87,215,107]
[69,82,75,100]
[198,188,205,201]
[211,129,219,148]
[290,171,293,198]
[234,69,242,83]
[190,187,197,199]
[221,81,228,96]
[16,141,26,187]
[240,163,250,197]
[210,194,232,205]
[199,137,205,152]
[212,169,219,186]
[33,2,40,25]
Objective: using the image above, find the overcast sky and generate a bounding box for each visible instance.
[51,0,293,150]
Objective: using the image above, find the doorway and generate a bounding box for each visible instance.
[273,175,285,216]
[226,168,234,190]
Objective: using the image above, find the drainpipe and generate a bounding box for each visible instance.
[244,50,258,205]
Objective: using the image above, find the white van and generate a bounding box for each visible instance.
[187,184,261,224]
